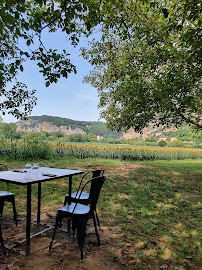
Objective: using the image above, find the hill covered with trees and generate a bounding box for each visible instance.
[0,115,200,147]
[17,115,122,139]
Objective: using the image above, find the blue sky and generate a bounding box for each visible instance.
[2,29,101,123]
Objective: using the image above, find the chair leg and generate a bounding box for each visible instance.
[49,214,61,251]
[75,216,88,261]
[93,214,101,247]
[72,218,77,237]
[0,224,5,254]
[0,201,4,219]
[11,198,18,226]
[95,209,101,227]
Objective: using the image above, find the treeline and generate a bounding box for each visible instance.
[0,122,97,142]
[144,128,202,148]
[0,118,201,148]
[0,121,125,143]
[163,129,202,144]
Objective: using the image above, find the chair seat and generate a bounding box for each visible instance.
[0,191,14,197]
[58,203,90,215]
[66,191,89,200]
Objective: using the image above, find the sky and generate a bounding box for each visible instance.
[2,29,102,123]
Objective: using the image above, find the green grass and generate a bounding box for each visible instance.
[100,159,202,269]
[0,158,201,269]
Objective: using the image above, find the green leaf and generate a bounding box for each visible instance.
[10,65,15,74]
[162,8,169,18]
[45,81,50,87]
[26,40,31,46]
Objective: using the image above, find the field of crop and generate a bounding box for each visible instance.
[0,140,202,161]
[0,157,201,269]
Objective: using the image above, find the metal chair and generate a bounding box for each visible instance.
[49,175,106,260]
[0,164,18,226]
[64,170,104,227]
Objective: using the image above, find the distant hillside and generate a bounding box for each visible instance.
[16,115,122,139]
[16,115,201,144]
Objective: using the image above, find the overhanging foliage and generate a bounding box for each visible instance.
[83,0,202,131]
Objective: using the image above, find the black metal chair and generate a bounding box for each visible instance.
[64,170,104,227]
[0,164,18,226]
[49,175,106,261]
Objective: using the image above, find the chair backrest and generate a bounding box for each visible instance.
[81,169,104,181]
[75,169,105,197]
[0,164,8,171]
[78,175,106,212]
[92,170,104,178]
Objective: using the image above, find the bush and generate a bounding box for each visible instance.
[67,133,89,142]
[168,140,185,148]
[54,131,64,138]
[0,141,53,160]
[145,137,158,142]
[158,140,167,147]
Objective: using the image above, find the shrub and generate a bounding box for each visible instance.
[158,140,167,147]
[145,137,158,142]
[0,140,53,160]
[67,134,89,142]
[168,140,185,148]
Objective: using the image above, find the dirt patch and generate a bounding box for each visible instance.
[0,210,126,270]
[0,163,154,270]
[76,162,152,178]
[115,163,151,177]
[119,163,150,171]
[86,165,109,171]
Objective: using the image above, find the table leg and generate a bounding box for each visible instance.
[26,184,31,256]
[37,182,41,224]
[68,175,72,232]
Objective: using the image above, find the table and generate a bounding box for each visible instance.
[0,167,84,255]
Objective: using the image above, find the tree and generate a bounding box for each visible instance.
[2,122,17,139]
[55,131,64,138]
[83,0,202,132]
[67,133,89,142]
[158,140,167,147]
[1,0,122,119]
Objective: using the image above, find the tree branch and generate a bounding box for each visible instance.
[39,1,66,34]
[178,111,202,129]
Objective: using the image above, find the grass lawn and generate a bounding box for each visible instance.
[0,158,201,269]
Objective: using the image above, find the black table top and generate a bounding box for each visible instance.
[0,167,84,185]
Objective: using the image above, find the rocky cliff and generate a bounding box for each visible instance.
[122,124,178,140]
[17,119,86,135]
[16,116,179,141]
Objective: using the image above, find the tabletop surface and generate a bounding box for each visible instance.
[0,167,84,185]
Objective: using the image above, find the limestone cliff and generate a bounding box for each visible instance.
[16,116,179,141]
[16,119,86,135]
[122,124,178,140]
